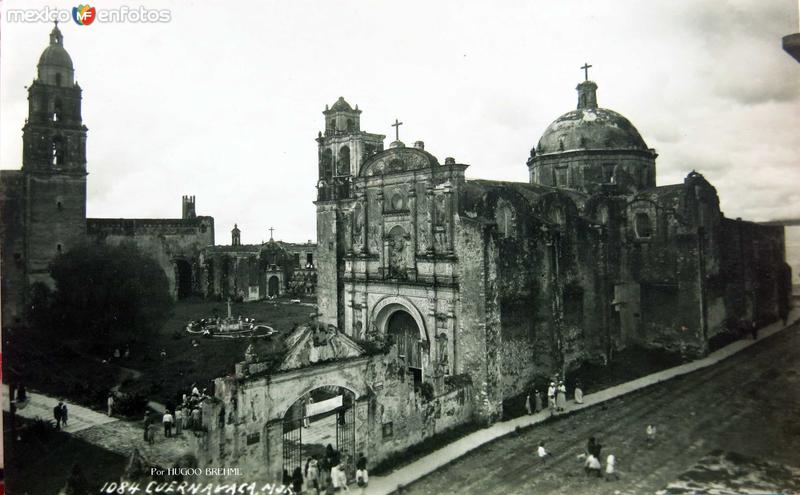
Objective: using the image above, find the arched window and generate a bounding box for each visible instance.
[321,149,333,179]
[635,212,652,238]
[346,119,354,131]
[328,118,336,132]
[53,99,63,122]
[51,137,64,166]
[55,73,62,86]
[338,146,351,176]
[495,204,515,238]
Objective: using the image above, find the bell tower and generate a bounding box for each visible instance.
[315,97,385,201]
[314,98,384,328]
[22,22,88,285]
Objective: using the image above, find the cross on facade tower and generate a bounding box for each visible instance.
[581,62,593,81]
[268,226,275,240]
[391,118,403,141]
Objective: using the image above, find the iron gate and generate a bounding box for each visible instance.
[282,418,303,477]
[336,405,355,478]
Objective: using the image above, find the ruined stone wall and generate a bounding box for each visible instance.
[316,204,340,327]
[0,171,27,327]
[719,218,788,328]
[190,352,475,484]
[87,217,214,299]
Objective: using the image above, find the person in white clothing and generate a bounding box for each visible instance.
[330,462,349,491]
[107,394,115,416]
[537,441,552,462]
[605,454,619,480]
[584,454,602,477]
[355,467,368,495]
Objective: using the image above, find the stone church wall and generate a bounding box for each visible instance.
[87,217,214,299]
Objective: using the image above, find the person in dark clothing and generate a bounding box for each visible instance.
[291,467,304,494]
[17,384,27,402]
[356,452,367,471]
[750,320,758,340]
[282,469,291,488]
[54,403,63,429]
[587,436,602,458]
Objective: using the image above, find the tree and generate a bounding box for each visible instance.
[44,241,173,343]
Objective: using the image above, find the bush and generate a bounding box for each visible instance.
[113,392,148,418]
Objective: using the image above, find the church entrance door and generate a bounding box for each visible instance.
[268,276,279,297]
[387,310,422,379]
[175,259,192,299]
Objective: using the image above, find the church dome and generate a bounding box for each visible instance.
[535,81,648,155]
[38,44,74,70]
[38,24,73,71]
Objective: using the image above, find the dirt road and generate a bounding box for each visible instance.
[404,325,800,495]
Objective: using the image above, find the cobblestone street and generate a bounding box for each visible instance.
[404,324,800,495]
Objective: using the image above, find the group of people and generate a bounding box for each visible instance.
[142,384,208,444]
[284,448,368,494]
[53,400,69,429]
[525,377,584,416]
[537,424,658,482]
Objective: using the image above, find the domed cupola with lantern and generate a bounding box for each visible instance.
[527,66,657,194]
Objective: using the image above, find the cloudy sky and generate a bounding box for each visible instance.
[1,0,798,245]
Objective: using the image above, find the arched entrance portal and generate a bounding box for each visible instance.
[387,310,423,384]
[268,276,280,297]
[175,259,192,299]
[283,387,355,483]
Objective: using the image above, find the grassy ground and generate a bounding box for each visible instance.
[5,298,316,410]
[3,413,127,495]
[115,298,314,405]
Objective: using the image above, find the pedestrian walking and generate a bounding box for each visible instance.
[574,381,584,404]
[163,411,174,438]
[306,456,320,495]
[584,454,602,477]
[537,441,552,461]
[547,382,556,414]
[143,411,152,441]
[60,402,69,427]
[17,383,27,402]
[556,381,567,412]
[291,466,304,494]
[147,422,157,444]
[605,454,619,480]
[54,402,64,429]
[750,320,758,340]
[525,393,532,415]
[646,424,656,446]
[355,452,368,494]
[330,461,348,492]
[107,394,115,416]
[587,436,602,459]
[182,406,190,430]
[534,389,543,412]
[175,407,183,435]
[191,407,201,430]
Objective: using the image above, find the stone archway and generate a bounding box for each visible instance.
[370,296,428,342]
[281,385,358,482]
[174,258,192,299]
